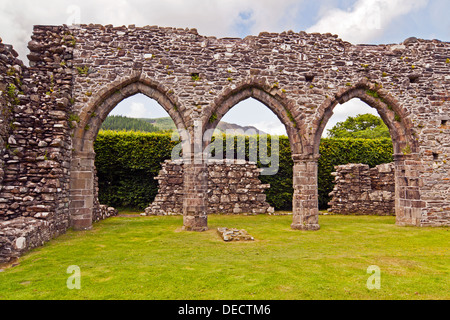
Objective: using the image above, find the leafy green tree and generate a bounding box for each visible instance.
[327,114,390,139]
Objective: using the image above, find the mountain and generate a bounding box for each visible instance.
[214,121,267,135]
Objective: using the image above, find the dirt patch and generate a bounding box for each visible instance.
[0,258,20,271]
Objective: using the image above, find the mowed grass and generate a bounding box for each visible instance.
[0,214,448,300]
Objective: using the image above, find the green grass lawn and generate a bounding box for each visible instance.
[0,214,448,300]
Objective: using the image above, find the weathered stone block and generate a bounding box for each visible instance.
[217,227,254,241]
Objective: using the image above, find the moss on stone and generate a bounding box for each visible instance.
[209,113,218,123]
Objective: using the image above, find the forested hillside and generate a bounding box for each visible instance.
[143,117,177,131]
[101,115,165,132]
[101,115,268,134]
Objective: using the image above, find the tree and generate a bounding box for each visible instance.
[327,114,390,139]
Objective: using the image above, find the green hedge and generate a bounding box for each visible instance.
[94,130,178,209]
[94,131,393,210]
[317,138,393,208]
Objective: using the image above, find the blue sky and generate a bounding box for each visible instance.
[1,0,448,135]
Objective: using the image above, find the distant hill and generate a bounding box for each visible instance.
[215,121,267,135]
[141,117,178,131]
[102,116,268,135]
[144,117,268,135]
[101,115,162,132]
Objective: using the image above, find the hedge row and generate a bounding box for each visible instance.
[317,138,393,208]
[94,131,393,210]
[94,130,178,209]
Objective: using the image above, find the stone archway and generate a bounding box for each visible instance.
[69,76,188,230]
[201,82,320,230]
[311,81,422,226]
[203,82,305,155]
[1,24,449,263]
[313,80,418,155]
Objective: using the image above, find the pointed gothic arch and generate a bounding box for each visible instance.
[69,75,189,230]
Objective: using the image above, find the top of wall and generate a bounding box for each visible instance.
[2,24,449,72]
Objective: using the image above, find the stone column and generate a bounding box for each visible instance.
[394,153,423,226]
[181,120,209,231]
[291,154,321,231]
[69,151,96,230]
[182,161,208,231]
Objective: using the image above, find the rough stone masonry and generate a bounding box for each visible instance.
[328,163,395,215]
[145,159,274,216]
[0,24,449,263]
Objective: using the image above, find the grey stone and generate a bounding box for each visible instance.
[0,23,449,264]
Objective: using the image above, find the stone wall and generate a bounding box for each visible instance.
[67,24,450,231]
[0,32,70,264]
[0,26,74,226]
[94,205,118,222]
[0,37,21,192]
[0,27,115,263]
[145,160,274,215]
[328,163,395,215]
[0,217,51,264]
[0,26,82,263]
[0,24,449,263]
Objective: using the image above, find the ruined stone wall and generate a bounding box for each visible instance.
[328,163,395,215]
[145,160,183,215]
[145,160,274,215]
[69,24,450,228]
[94,205,118,221]
[0,38,28,263]
[0,24,449,263]
[0,26,76,263]
[0,37,22,191]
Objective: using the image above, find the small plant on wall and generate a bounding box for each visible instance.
[209,112,218,123]
[191,73,200,81]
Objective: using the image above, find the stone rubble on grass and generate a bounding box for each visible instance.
[217,227,254,242]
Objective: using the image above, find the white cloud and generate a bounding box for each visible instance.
[110,93,171,119]
[238,0,303,35]
[323,99,379,137]
[307,0,428,44]
[126,102,149,118]
[250,121,287,136]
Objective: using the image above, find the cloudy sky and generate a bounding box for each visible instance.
[1,0,449,135]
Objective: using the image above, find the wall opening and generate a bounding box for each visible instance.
[321,98,395,213]
[94,93,178,212]
[322,98,391,139]
[69,79,187,230]
[318,98,395,215]
[212,97,287,137]
[408,74,420,84]
[305,75,315,82]
[314,85,422,225]
[207,97,294,212]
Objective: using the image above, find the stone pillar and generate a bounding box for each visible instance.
[182,161,208,231]
[394,154,423,226]
[69,151,96,230]
[291,154,320,231]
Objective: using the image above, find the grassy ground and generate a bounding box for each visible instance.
[0,213,448,300]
